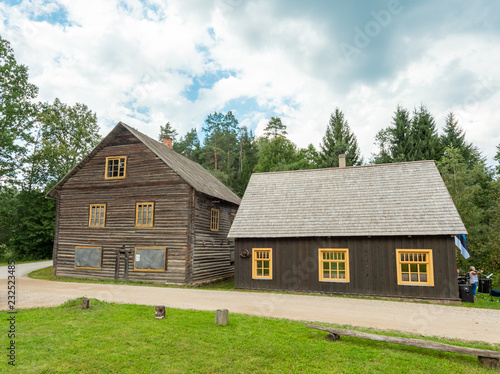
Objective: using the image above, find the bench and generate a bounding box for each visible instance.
[306,324,500,370]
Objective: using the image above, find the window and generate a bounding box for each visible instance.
[105,156,126,179]
[89,204,106,227]
[210,208,220,232]
[252,248,272,279]
[136,202,154,227]
[318,248,350,282]
[134,247,167,272]
[74,246,102,270]
[230,213,236,226]
[396,249,434,286]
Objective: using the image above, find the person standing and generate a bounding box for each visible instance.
[469,266,484,299]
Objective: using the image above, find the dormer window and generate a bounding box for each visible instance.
[105,156,126,179]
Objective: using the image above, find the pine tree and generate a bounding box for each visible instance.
[408,105,441,161]
[319,108,362,167]
[158,122,178,142]
[173,128,201,162]
[264,117,287,138]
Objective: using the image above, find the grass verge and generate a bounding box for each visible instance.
[1,298,498,373]
[29,266,500,309]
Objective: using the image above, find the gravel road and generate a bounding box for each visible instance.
[1,261,499,345]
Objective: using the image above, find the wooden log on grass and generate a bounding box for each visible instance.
[306,324,500,370]
[215,309,228,325]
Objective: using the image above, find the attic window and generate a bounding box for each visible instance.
[210,208,220,232]
[396,249,434,287]
[105,156,127,179]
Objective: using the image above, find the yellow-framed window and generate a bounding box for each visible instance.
[134,247,167,272]
[105,156,127,179]
[230,213,236,226]
[89,204,106,227]
[318,248,350,282]
[136,202,154,227]
[210,208,220,232]
[252,248,272,280]
[396,249,434,286]
[74,246,102,270]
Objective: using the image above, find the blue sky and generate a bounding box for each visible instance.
[1,0,499,165]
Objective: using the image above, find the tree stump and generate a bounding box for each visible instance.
[478,356,499,370]
[326,333,340,342]
[155,305,165,319]
[215,309,228,325]
[82,298,90,310]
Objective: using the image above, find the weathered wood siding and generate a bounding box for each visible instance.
[191,191,238,283]
[234,235,459,301]
[54,129,190,283]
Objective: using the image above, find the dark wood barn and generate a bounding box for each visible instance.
[228,159,467,302]
[47,122,240,284]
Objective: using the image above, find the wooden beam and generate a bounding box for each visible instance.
[306,324,500,369]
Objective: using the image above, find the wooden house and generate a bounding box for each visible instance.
[228,158,467,302]
[47,122,240,284]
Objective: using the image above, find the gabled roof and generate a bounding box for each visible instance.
[228,160,466,238]
[47,122,241,205]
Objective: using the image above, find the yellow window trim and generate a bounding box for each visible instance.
[105,156,127,180]
[230,212,236,226]
[396,249,434,287]
[252,248,272,280]
[318,248,350,283]
[74,246,102,270]
[133,247,167,272]
[210,208,220,232]
[89,204,106,227]
[136,202,154,228]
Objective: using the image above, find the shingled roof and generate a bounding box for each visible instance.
[228,161,466,238]
[47,122,241,205]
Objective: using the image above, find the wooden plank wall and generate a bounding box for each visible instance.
[234,236,459,301]
[54,129,190,283]
[190,192,238,283]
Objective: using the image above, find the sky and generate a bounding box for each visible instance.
[1,0,499,166]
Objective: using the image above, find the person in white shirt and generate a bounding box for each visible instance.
[469,266,484,299]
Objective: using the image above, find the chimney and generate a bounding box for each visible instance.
[162,136,173,150]
[339,154,346,168]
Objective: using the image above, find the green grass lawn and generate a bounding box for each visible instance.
[1,298,498,373]
[29,266,500,310]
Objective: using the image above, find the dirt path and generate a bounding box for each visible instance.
[1,262,500,345]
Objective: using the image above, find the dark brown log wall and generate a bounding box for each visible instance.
[234,235,459,301]
[54,129,190,283]
[191,192,237,283]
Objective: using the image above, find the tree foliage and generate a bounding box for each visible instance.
[264,117,287,139]
[0,35,38,180]
[173,128,201,162]
[158,122,178,142]
[319,108,362,167]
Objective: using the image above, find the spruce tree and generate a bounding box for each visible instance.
[319,108,361,167]
[440,112,481,167]
[408,105,441,161]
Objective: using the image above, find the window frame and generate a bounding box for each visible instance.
[252,248,273,280]
[318,248,350,283]
[135,202,155,228]
[210,208,220,232]
[230,212,236,226]
[88,204,106,227]
[105,156,127,180]
[396,249,434,287]
[133,247,167,272]
[74,246,102,270]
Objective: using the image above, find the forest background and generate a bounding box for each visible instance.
[1,35,499,273]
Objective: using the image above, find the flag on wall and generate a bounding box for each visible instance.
[455,234,470,259]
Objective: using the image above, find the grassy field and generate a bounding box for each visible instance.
[29,266,500,310]
[1,298,498,373]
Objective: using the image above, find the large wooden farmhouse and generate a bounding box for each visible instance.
[228,158,467,302]
[47,122,240,284]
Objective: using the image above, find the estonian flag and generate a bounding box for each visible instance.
[455,234,470,259]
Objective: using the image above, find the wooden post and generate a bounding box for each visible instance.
[114,250,120,280]
[124,251,129,281]
[82,298,90,309]
[155,305,165,319]
[215,309,228,325]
